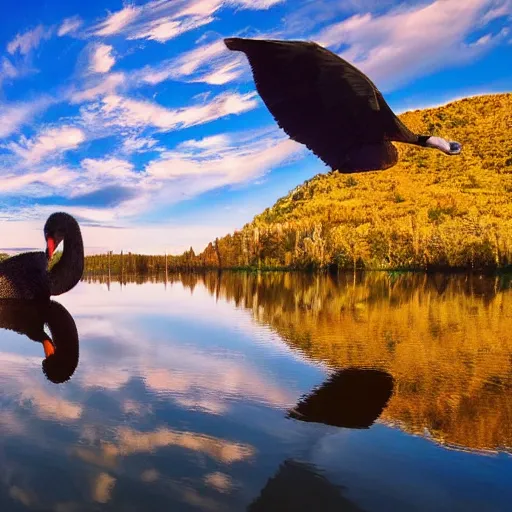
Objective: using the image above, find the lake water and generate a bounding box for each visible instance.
[0,271,511,511]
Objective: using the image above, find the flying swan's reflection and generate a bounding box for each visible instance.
[0,299,79,383]
[288,368,394,429]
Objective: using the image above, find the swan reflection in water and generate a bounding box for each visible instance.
[0,299,79,383]
[288,368,395,429]
[250,368,394,510]
[249,459,365,512]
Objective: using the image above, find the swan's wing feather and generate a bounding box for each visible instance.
[340,141,399,173]
[0,252,49,299]
[374,90,419,143]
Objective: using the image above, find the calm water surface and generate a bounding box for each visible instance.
[0,272,511,511]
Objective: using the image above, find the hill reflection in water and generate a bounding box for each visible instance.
[85,270,512,454]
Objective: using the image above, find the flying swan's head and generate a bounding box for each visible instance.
[425,136,462,155]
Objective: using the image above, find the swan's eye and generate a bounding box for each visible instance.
[449,142,461,153]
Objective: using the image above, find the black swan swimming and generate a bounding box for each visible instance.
[0,212,84,299]
[224,37,462,173]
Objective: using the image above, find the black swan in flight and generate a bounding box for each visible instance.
[0,299,79,383]
[0,212,84,299]
[224,37,462,173]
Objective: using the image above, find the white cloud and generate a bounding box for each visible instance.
[80,157,135,180]
[178,134,230,151]
[0,166,77,194]
[204,472,233,493]
[130,14,215,43]
[94,5,141,36]
[480,0,512,24]
[58,16,83,36]
[137,39,245,86]
[146,128,303,187]
[97,91,258,131]
[471,33,493,47]
[314,0,512,90]
[45,157,147,207]
[70,72,125,104]
[231,0,284,7]
[8,126,86,164]
[89,43,116,73]
[7,25,51,55]
[92,0,285,42]
[121,134,160,154]
[0,97,53,139]
[0,57,23,88]
[0,57,18,81]
[282,0,400,36]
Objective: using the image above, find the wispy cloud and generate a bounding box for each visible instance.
[91,0,285,43]
[281,0,400,35]
[0,57,20,87]
[69,72,126,104]
[0,97,53,139]
[130,13,216,43]
[93,5,140,37]
[7,25,52,55]
[136,39,245,86]
[480,0,512,24]
[89,43,116,73]
[0,166,76,194]
[58,16,84,37]
[94,90,258,131]
[145,127,303,191]
[314,0,512,90]
[8,126,86,164]
[121,134,160,154]
[80,157,137,181]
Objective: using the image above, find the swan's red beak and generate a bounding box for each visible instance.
[46,237,56,260]
[43,338,55,358]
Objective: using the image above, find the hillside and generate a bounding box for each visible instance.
[197,93,512,271]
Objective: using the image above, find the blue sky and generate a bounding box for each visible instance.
[0,0,511,254]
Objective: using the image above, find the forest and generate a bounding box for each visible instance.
[82,92,512,273]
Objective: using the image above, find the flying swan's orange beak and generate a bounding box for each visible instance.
[42,338,55,358]
[46,237,56,260]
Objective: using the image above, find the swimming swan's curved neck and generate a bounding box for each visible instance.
[49,220,84,296]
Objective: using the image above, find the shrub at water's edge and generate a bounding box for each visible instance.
[85,93,512,273]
